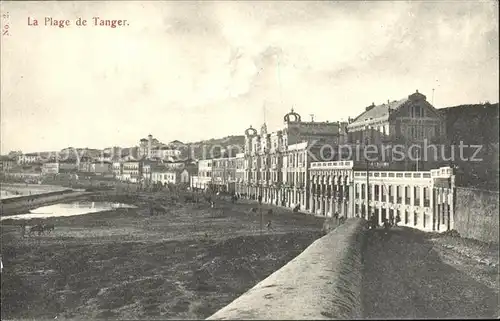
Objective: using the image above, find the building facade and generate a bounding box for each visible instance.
[41,162,78,175]
[237,109,346,205]
[152,168,181,186]
[347,90,445,145]
[16,153,40,164]
[0,156,16,172]
[121,161,142,182]
[138,134,182,160]
[193,102,457,233]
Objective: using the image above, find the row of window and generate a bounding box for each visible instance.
[354,184,431,206]
[355,204,449,229]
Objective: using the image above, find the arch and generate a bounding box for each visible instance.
[283,108,302,122]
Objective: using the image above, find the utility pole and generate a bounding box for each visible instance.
[432,88,435,105]
[260,201,263,236]
[416,148,420,171]
[365,137,370,220]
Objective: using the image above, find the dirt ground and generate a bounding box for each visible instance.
[1,191,325,320]
[361,226,499,319]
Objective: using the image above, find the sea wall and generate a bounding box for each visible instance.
[207,218,366,320]
[454,187,499,244]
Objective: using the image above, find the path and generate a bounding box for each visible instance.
[362,227,499,319]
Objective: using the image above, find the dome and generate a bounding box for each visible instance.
[245,125,257,137]
[283,108,301,123]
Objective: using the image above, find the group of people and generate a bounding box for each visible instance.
[367,213,401,230]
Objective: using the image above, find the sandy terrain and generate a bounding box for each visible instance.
[1,191,325,320]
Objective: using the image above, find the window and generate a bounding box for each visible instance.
[374,185,380,200]
[414,211,418,226]
[414,186,420,206]
[414,106,421,117]
[355,184,360,198]
[423,187,430,207]
[361,184,366,199]
[405,186,411,204]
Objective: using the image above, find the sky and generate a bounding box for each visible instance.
[1,0,498,153]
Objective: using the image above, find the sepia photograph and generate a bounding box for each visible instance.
[0,0,498,320]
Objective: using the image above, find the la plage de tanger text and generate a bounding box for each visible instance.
[28,17,129,28]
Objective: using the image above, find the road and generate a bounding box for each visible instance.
[362,226,499,319]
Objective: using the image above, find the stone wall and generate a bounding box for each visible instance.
[454,187,499,244]
[1,190,89,216]
[207,218,366,320]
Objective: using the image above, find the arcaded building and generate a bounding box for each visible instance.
[237,108,347,207]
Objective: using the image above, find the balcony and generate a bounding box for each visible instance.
[424,199,430,207]
[405,197,411,205]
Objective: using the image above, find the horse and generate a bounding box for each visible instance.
[43,224,55,233]
[29,224,45,236]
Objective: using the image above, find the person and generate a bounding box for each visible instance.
[258,195,262,205]
[395,213,401,226]
[266,220,273,231]
[371,214,378,229]
[334,212,339,224]
[383,217,391,230]
[149,202,154,216]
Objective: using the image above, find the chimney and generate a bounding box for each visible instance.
[366,102,376,111]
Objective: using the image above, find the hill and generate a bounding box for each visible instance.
[182,135,245,160]
[438,102,499,145]
[438,103,499,190]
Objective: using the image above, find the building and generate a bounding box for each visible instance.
[0,156,16,172]
[149,146,182,160]
[112,161,123,178]
[41,162,78,175]
[138,134,182,160]
[151,167,181,186]
[180,168,197,185]
[190,159,213,190]
[16,153,40,164]
[347,90,445,145]
[211,156,237,193]
[121,160,142,183]
[90,161,112,174]
[189,96,460,233]
[142,161,153,184]
[308,160,455,232]
[238,108,346,204]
